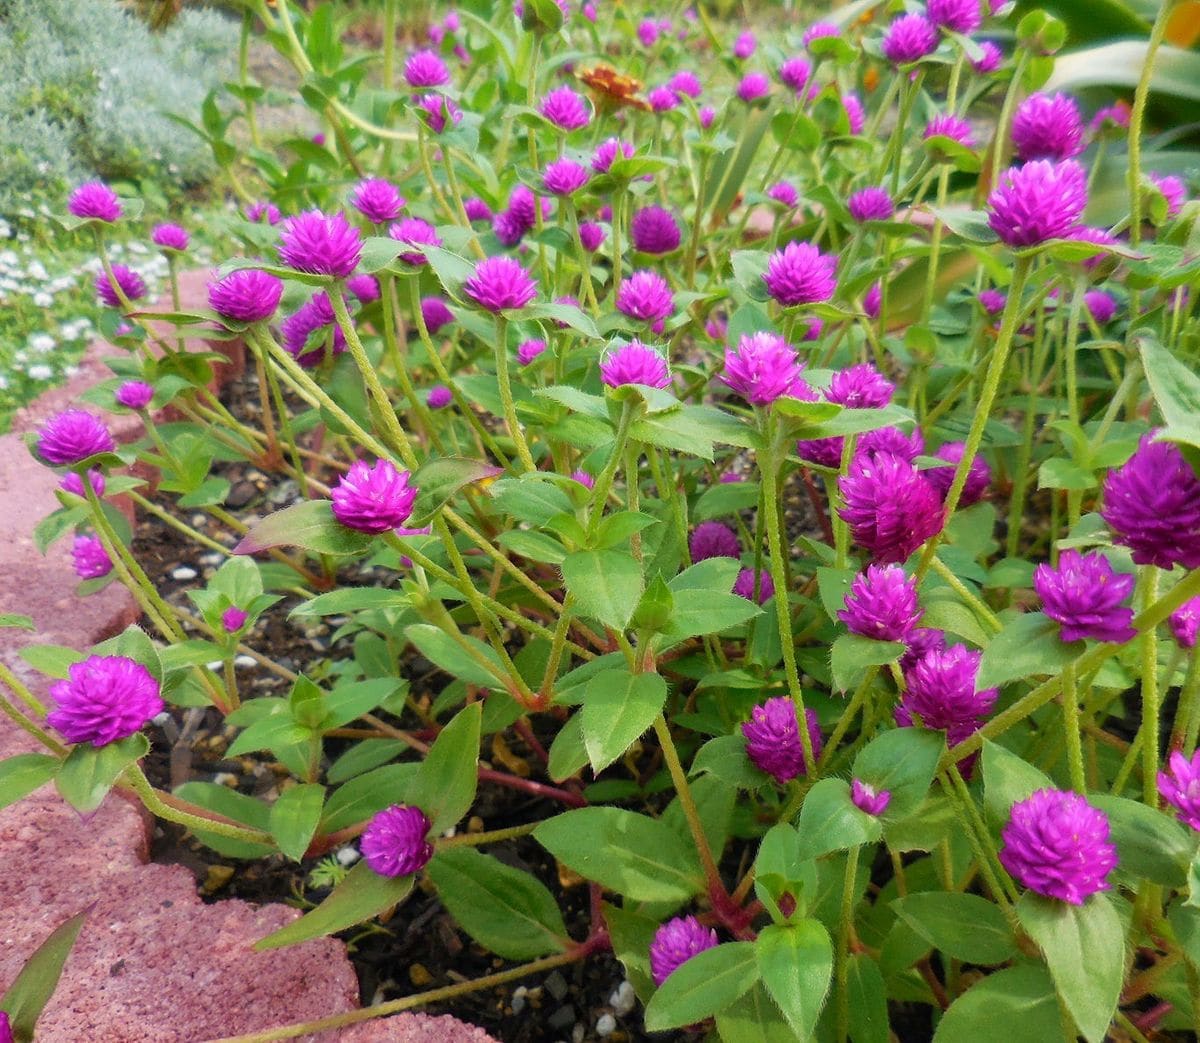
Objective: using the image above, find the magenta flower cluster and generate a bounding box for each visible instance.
[600,342,671,389]
[839,565,923,642]
[649,916,718,986]
[721,332,813,406]
[331,460,418,534]
[762,241,837,307]
[1034,550,1136,644]
[48,655,164,747]
[360,804,434,877]
[743,697,823,783]
[1102,435,1200,569]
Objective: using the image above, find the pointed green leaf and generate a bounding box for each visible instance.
[269,783,326,862]
[644,941,759,1031]
[581,669,667,773]
[407,457,504,527]
[893,892,1018,965]
[977,612,1082,690]
[830,633,903,693]
[852,728,945,822]
[560,549,643,631]
[755,920,833,1042]
[55,734,148,814]
[408,702,481,834]
[0,754,59,811]
[981,740,1054,825]
[234,500,375,556]
[933,964,1066,1043]
[0,910,87,1043]
[795,777,882,859]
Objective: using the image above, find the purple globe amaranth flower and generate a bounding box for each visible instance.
[1090,101,1131,134]
[733,30,756,59]
[979,289,1007,315]
[510,339,544,367]
[571,469,595,490]
[1034,550,1136,644]
[38,410,114,465]
[1084,289,1117,325]
[795,435,845,470]
[972,41,1003,74]
[600,341,671,389]
[151,223,188,251]
[924,442,991,507]
[115,381,154,410]
[927,0,982,32]
[699,105,716,129]
[767,181,799,208]
[648,85,680,113]
[95,264,146,309]
[579,221,605,252]
[508,183,545,231]
[331,459,418,534]
[208,269,284,323]
[987,160,1087,248]
[360,804,433,877]
[839,564,923,642]
[882,14,938,64]
[421,385,451,411]
[279,210,362,277]
[463,197,492,222]
[848,187,894,223]
[689,521,741,562]
[389,217,442,266]
[542,158,590,196]
[347,274,380,304]
[863,282,882,319]
[630,206,681,254]
[924,113,976,149]
[616,270,674,328]
[733,567,775,604]
[47,655,163,747]
[829,364,895,409]
[842,93,865,135]
[649,916,718,987]
[245,201,282,225]
[421,297,454,333]
[1150,173,1187,219]
[1012,93,1085,163]
[281,292,345,367]
[61,469,105,499]
[72,534,112,580]
[840,452,944,564]
[352,178,405,224]
[592,137,635,174]
[861,426,924,464]
[222,606,249,632]
[637,18,660,47]
[1102,434,1200,569]
[669,70,703,98]
[1170,597,1200,649]
[68,181,121,222]
[737,72,771,103]
[540,86,590,130]
[721,332,813,406]
[743,697,822,782]
[851,779,892,816]
[404,49,450,87]
[463,256,537,312]
[0,1010,12,1043]
[779,56,812,94]
[899,627,947,674]
[1160,751,1200,831]
[898,644,997,733]
[416,92,463,133]
[804,22,839,49]
[763,241,837,307]
[999,789,1117,904]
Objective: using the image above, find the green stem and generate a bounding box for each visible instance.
[586,401,637,540]
[1128,1,1172,245]
[1063,661,1085,793]
[653,715,722,893]
[493,314,536,472]
[928,555,1002,634]
[123,764,273,846]
[1141,566,1162,805]
[1176,652,1200,754]
[836,846,859,1043]
[436,822,539,848]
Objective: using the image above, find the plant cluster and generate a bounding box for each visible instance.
[6,0,1200,1041]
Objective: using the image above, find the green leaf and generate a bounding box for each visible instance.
[174,782,274,858]
[290,587,410,618]
[852,728,945,822]
[404,624,507,689]
[546,712,588,782]
[1088,794,1193,887]
[644,942,759,1031]
[322,679,403,730]
[319,764,419,834]
[846,954,890,1043]
[269,784,325,862]
[977,612,1082,690]
[893,892,1018,965]
[0,613,34,631]
[255,860,414,951]
[234,500,374,556]
[408,702,481,834]
[0,754,58,811]
[714,983,800,1043]
[535,807,702,902]
[691,734,770,790]
[604,902,658,1003]
[497,529,567,565]
[408,457,503,527]
[489,475,576,525]
[560,549,643,631]
[1048,40,1200,101]
[755,920,832,1041]
[581,669,667,773]
[1142,337,1200,456]
[930,207,999,244]
[1017,892,1123,1043]
[0,910,87,1043]
[795,778,882,859]
[19,644,86,680]
[427,847,570,960]
[981,739,1054,825]
[933,964,1066,1043]
[55,734,148,814]
[662,591,761,642]
[830,633,903,693]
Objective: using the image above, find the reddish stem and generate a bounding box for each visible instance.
[478,767,587,807]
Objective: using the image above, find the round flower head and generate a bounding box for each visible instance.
[848,187,894,223]
[927,0,982,32]
[1159,751,1200,831]
[733,30,756,59]
[924,114,976,149]
[733,567,775,604]
[542,158,590,196]
[838,564,923,642]
[898,644,997,732]
[352,178,405,224]
[281,292,345,367]
[860,425,925,464]
[1084,290,1116,325]
[882,14,938,64]
[1090,102,1130,134]
[222,606,249,632]
[699,105,716,129]
[742,697,822,782]
[637,18,660,47]
[600,342,671,389]
[72,534,112,580]
[924,441,991,507]
[404,49,450,88]
[115,381,154,410]
[61,469,105,499]
[616,270,674,328]
[649,916,718,987]
[208,269,284,323]
[1012,93,1085,163]
[95,264,146,309]
[389,217,442,266]
[689,521,741,562]
[665,70,700,100]
[804,22,839,48]
[517,339,547,365]
[347,274,380,304]
[795,435,844,470]
[360,804,433,877]
[331,459,417,534]
[592,137,635,174]
[828,364,894,409]
[737,73,770,103]
[1034,549,1136,644]
[863,282,882,319]
[648,85,680,113]
[38,409,114,465]
[779,56,811,94]
[505,185,548,234]
[1150,173,1187,219]
[851,779,891,816]
[999,789,1117,904]
[1101,434,1200,569]
[463,197,492,222]
[245,201,282,225]
[540,86,590,131]
[842,93,865,135]
[421,297,454,333]
[68,181,121,222]
[721,332,812,406]
[47,655,164,747]
[979,289,1007,315]
[571,469,595,490]
[579,221,605,252]
[839,452,944,564]
[151,223,188,251]
[1170,597,1200,649]
[630,206,681,254]
[899,627,947,674]
[767,181,799,208]
[279,210,362,277]
[427,385,453,410]
[763,241,837,307]
[416,93,463,133]
[973,40,1003,74]
[463,256,537,312]
[987,160,1087,248]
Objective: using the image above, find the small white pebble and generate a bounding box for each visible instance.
[171,566,198,580]
[152,711,171,727]
[234,654,256,668]
[205,660,223,672]
[512,986,527,1015]
[212,772,238,787]
[610,980,636,1016]
[336,846,360,867]
[596,1014,616,1037]
[571,1026,585,1043]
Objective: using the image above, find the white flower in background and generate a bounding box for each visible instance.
[27,364,52,381]
[29,334,54,353]
[32,292,52,307]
